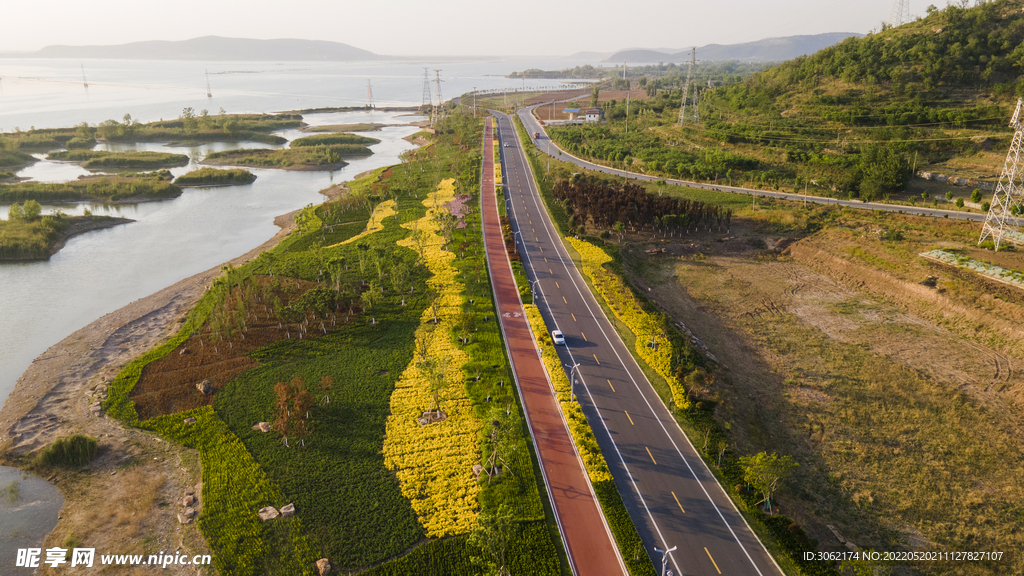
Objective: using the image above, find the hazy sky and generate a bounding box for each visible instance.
[3,0,906,56]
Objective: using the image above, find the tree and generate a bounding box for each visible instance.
[362,282,382,324]
[484,410,518,480]
[421,354,449,417]
[590,85,600,108]
[21,200,42,222]
[971,189,982,203]
[459,301,476,344]
[738,452,798,514]
[273,377,315,447]
[181,107,198,135]
[7,202,24,222]
[75,122,93,140]
[469,504,513,576]
[613,221,625,244]
[945,191,954,204]
[955,197,964,211]
[391,262,410,305]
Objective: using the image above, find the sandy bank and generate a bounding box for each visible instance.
[0,210,299,574]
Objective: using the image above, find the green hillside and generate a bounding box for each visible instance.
[548,0,1024,202]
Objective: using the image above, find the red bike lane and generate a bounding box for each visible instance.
[480,116,627,576]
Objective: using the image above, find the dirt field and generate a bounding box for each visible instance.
[131,276,357,420]
[614,207,1024,574]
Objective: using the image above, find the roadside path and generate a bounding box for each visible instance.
[493,111,784,576]
[519,105,986,222]
[481,116,628,576]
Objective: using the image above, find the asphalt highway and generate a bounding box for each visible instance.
[492,111,785,576]
[517,105,986,223]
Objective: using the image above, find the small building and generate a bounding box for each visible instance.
[562,108,581,121]
[583,107,604,123]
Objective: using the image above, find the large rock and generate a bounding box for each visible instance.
[252,422,272,433]
[183,495,196,507]
[196,380,214,395]
[280,503,295,518]
[472,464,483,479]
[184,417,197,425]
[316,558,331,575]
[177,513,192,524]
[258,506,279,521]
[183,507,196,519]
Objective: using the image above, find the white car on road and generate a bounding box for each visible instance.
[551,330,565,345]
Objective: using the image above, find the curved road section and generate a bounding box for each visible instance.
[519,105,984,223]
[492,111,784,576]
[480,117,628,576]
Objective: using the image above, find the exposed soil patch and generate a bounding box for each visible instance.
[131,276,362,420]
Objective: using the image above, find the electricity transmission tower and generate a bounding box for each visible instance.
[678,48,697,127]
[422,68,432,108]
[888,0,911,28]
[979,98,1024,250]
[366,79,375,109]
[433,70,444,123]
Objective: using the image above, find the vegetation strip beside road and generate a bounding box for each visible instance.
[96,113,566,576]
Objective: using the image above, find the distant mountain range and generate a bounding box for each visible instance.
[603,32,864,63]
[21,36,384,61]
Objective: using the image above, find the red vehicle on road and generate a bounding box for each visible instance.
[533,131,540,139]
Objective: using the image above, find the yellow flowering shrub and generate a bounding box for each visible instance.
[329,198,396,248]
[382,178,482,537]
[493,141,502,183]
[565,237,689,410]
[522,304,613,484]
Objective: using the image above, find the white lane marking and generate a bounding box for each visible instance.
[507,112,774,576]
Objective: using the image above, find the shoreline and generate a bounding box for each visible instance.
[0,216,134,263]
[0,208,299,573]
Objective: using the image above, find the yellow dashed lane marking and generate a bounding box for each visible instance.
[563,296,568,303]
[672,491,685,514]
[593,354,600,365]
[607,379,615,392]
[555,282,560,288]
[646,447,657,465]
[625,410,634,425]
[581,332,587,341]
[705,548,721,574]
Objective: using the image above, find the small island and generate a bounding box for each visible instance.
[202,145,356,171]
[1,202,132,261]
[47,150,190,170]
[0,112,303,153]
[290,133,381,148]
[0,176,182,203]
[0,149,37,169]
[174,167,257,187]
[300,123,384,133]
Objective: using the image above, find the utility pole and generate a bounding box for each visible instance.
[366,79,375,109]
[979,98,1024,250]
[677,48,696,127]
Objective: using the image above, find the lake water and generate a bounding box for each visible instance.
[0,465,64,569]
[0,57,591,413]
